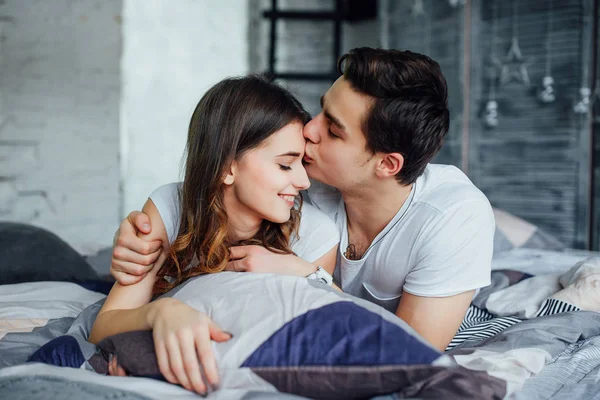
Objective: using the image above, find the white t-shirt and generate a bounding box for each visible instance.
[148,183,340,263]
[305,164,495,312]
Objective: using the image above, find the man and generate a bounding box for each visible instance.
[111,48,494,352]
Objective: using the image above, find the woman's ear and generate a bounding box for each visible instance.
[223,161,237,185]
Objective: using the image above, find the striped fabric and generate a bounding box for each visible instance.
[536,298,581,316]
[446,298,581,351]
[516,335,600,399]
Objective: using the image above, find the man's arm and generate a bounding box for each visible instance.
[395,290,474,351]
[226,244,340,291]
[398,198,495,351]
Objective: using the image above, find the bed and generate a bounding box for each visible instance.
[0,222,599,399]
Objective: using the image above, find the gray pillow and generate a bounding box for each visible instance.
[83,247,113,277]
[0,222,98,285]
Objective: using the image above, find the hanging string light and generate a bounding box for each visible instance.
[448,0,466,7]
[573,88,591,114]
[483,0,500,128]
[411,0,426,18]
[538,0,556,103]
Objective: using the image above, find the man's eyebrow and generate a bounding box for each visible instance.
[320,95,346,131]
[276,152,301,157]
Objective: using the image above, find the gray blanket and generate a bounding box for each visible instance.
[2,249,600,399]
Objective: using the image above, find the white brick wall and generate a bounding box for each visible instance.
[0,0,250,254]
[0,0,122,253]
[120,0,249,216]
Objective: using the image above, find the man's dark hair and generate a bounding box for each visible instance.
[338,47,450,185]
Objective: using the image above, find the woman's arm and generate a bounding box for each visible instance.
[92,275,230,395]
[89,198,169,344]
[90,198,231,394]
[87,275,170,343]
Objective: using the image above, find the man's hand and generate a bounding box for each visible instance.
[226,245,316,277]
[111,210,162,286]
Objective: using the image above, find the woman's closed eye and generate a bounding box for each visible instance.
[279,164,292,171]
[328,128,339,139]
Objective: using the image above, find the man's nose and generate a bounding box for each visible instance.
[303,114,322,144]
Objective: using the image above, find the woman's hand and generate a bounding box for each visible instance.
[226,245,316,276]
[150,299,232,395]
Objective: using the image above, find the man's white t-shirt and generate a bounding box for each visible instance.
[148,183,340,263]
[305,164,495,313]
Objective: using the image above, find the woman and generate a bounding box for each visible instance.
[89,75,339,395]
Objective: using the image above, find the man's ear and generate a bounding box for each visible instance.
[375,152,404,178]
[223,161,237,185]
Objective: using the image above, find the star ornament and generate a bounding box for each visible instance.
[494,37,533,86]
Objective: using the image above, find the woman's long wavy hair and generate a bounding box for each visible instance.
[153,75,311,294]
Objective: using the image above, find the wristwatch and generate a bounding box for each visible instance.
[306,266,333,286]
